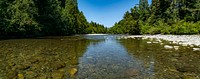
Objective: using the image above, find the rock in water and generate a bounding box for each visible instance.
[164,45,173,49]
[18,74,24,79]
[51,61,66,70]
[69,68,77,77]
[126,68,140,76]
[193,48,200,51]
[174,46,179,50]
[52,71,64,79]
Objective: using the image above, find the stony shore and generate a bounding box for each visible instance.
[126,35,200,47]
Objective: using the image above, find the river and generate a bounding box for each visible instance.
[0,34,200,79]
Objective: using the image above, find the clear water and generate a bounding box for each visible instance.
[0,35,200,79]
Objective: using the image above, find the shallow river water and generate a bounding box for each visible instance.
[0,35,200,79]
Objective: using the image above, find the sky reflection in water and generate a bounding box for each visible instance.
[76,35,154,78]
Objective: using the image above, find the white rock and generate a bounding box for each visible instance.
[128,35,200,47]
[193,48,200,51]
[147,42,152,44]
[153,42,159,43]
[164,45,173,49]
[182,43,188,46]
[174,46,179,50]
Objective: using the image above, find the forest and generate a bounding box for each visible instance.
[0,0,200,37]
[0,0,106,37]
[109,0,200,35]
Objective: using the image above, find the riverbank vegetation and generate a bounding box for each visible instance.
[1,0,200,37]
[0,0,107,37]
[109,0,200,35]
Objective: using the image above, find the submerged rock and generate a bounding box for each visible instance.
[69,68,77,77]
[50,61,65,70]
[126,68,140,76]
[52,71,64,79]
[17,74,24,79]
[164,45,173,49]
[147,42,152,44]
[182,73,199,79]
[176,66,196,73]
[193,48,200,51]
[174,46,179,50]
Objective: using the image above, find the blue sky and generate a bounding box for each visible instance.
[78,0,151,27]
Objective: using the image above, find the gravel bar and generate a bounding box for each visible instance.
[127,35,200,47]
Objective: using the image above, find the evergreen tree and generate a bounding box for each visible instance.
[109,0,200,35]
[0,0,92,37]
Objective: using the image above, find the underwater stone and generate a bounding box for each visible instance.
[164,45,173,49]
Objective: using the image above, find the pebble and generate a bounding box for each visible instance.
[174,46,179,50]
[153,42,159,43]
[52,71,64,79]
[17,74,24,79]
[193,48,200,51]
[51,61,66,70]
[69,68,78,77]
[147,42,152,44]
[164,45,173,49]
[128,35,200,47]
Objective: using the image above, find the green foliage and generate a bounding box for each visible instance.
[86,21,107,34]
[109,0,200,35]
[5,0,40,36]
[1,0,200,36]
[0,0,95,37]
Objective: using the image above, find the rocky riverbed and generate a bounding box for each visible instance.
[0,35,200,79]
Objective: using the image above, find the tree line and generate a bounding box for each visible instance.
[109,0,200,35]
[0,0,107,37]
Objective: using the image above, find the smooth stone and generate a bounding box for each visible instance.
[69,68,78,77]
[171,58,178,62]
[147,42,152,44]
[17,74,24,79]
[193,48,200,51]
[153,42,159,43]
[164,45,173,49]
[176,66,196,73]
[25,71,37,78]
[182,43,188,46]
[174,46,179,50]
[52,71,64,79]
[190,45,194,47]
[183,76,197,79]
[126,68,140,76]
[51,61,65,70]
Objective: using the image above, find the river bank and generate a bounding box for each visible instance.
[124,35,200,47]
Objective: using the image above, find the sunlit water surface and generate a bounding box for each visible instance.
[0,35,199,79]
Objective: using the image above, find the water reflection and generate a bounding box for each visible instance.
[1,35,199,78]
[120,38,200,78]
[77,35,154,78]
